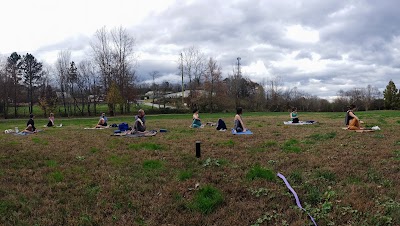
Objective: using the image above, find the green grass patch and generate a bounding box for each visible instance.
[262,140,278,147]
[246,165,275,181]
[395,140,400,146]
[108,155,129,166]
[216,139,235,147]
[142,160,164,171]
[307,132,336,141]
[48,171,64,183]
[45,160,58,168]
[394,150,400,160]
[315,169,336,182]
[190,185,224,214]
[289,170,303,184]
[282,139,302,153]
[90,147,100,153]
[128,142,163,151]
[177,170,193,181]
[31,137,48,145]
[346,175,363,184]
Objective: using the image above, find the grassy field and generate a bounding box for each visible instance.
[0,111,399,225]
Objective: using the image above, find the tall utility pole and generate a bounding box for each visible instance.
[181,52,184,105]
[237,57,241,77]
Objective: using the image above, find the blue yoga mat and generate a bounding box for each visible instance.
[231,129,253,135]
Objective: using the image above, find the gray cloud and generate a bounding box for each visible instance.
[31,0,400,100]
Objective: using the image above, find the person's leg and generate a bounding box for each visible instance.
[134,120,145,132]
[348,118,360,130]
[293,118,299,123]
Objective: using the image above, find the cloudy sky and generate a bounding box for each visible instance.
[1,0,400,100]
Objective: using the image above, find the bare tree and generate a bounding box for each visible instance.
[55,50,71,115]
[265,76,283,111]
[361,85,380,111]
[181,46,206,105]
[203,57,222,112]
[91,26,137,114]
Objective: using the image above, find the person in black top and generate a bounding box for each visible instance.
[26,114,37,132]
[345,104,362,130]
[133,109,146,132]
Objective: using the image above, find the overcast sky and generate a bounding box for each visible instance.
[1,0,400,100]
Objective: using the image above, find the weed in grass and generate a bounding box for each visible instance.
[262,140,277,148]
[315,169,336,182]
[282,139,302,153]
[76,156,86,161]
[304,183,322,205]
[289,170,303,184]
[377,117,387,124]
[367,168,382,183]
[31,137,48,145]
[90,147,100,153]
[86,184,101,198]
[177,170,193,181]
[272,131,281,136]
[393,150,400,160]
[108,155,129,166]
[48,171,64,183]
[128,142,163,151]
[307,132,336,141]
[246,165,275,181]
[346,175,363,184]
[108,139,122,149]
[190,185,223,214]
[216,139,235,147]
[373,134,385,138]
[248,187,272,198]
[203,158,221,167]
[142,160,164,170]
[395,140,400,146]
[251,211,283,226]
[6,141,19,146]
[397,120,400,124]
[45,160,58,168]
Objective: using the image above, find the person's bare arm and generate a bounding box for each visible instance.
[348,111,359,120]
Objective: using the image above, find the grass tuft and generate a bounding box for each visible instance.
[190,185,224,214]
[177,170,193,181]
[128,142,163,151]
[246,165,275,181]
[142,160,164,170]
[282,139,302,153]
[48,171,64,183]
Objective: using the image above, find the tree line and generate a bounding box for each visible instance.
[0,26,398,118]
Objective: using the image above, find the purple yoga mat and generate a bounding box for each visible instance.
[277,173,318,226]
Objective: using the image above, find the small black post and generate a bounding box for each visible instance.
[195,141,201,158]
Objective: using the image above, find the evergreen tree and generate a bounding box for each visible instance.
[21,53,43,114]
[383,80,399,109]
[6,52,22,117]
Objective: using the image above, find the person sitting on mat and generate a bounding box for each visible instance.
[133,109,146,132]
[290,107,299,123]
[345,104,363,130]
[26,114,37,132]
[96,113,108,128]
[47,113,55,127]
[234,107,247,132]
[23,124,36,134]
[191,108,202,128]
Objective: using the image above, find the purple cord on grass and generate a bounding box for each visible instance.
[277,173,318,226]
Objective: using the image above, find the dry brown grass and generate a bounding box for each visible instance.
[0,112,399,225]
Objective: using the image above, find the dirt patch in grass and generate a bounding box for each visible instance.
[0,112,399,225]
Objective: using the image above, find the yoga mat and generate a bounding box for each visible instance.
[231,129,253,135]
[284,121,315,125]
[277,173,317,226]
